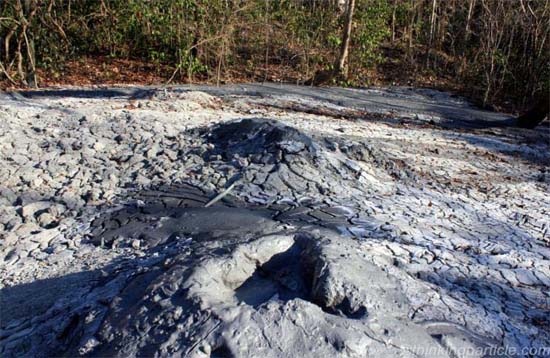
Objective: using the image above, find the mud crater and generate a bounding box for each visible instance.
[234,237,368,321]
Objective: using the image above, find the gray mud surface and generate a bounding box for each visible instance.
[1,84,549,357]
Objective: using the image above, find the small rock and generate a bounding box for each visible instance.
[37,212,57,228]
[515,268,539,286]
[48,203,66,217]
[21,201,51,221]
[29,228,60,249]
[145,144,160,159]
[131,239,141,250]
[15,222,41,236]
[164,149,178,161]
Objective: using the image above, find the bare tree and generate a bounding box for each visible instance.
[334,0,355,77]
[307,0,355,85]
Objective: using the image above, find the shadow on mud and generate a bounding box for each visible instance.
[17,87,154,100]
[436,126,550,168]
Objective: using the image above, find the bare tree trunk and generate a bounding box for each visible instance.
[465,0,475,39]
[263,0,270,83]
[429,0,437,46]
[391,0,397,44]
[334,0,355,77]
[426,0,437,67]
[22,0,38,87]
[307,0,355,85]
[407,0,417,59]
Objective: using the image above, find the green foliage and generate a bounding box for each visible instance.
[1,0,548,109]
[353,0,392,67]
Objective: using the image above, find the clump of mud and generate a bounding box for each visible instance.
[207,118,317,164]
[196,118,402,200]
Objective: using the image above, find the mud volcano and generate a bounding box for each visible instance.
[2,202,495,357]
[195,118,408,201]
[1,119,506,358]
[207,118,317,164]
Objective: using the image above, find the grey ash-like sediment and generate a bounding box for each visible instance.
[1,87,549,357]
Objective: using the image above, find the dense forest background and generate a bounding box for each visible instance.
[1,0,548,112]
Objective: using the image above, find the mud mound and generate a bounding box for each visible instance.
[197,118,400,201]
[4,101,544,357]
[2,86,549,358]
[2,207,498,358]
[144,90,221,111]
[207,118,317,164]
[2,180,500,357]
[4,175,511,357]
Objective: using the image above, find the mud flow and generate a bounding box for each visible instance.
[2,89,548,357]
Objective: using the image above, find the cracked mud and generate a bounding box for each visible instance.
[1,85,549,357]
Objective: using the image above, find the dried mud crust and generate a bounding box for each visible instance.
[1,87,549,357]
[0,200,497,357]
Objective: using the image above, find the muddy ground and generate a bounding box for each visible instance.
[0,84,549,357]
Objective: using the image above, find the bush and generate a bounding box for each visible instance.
[1,0,547,110]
